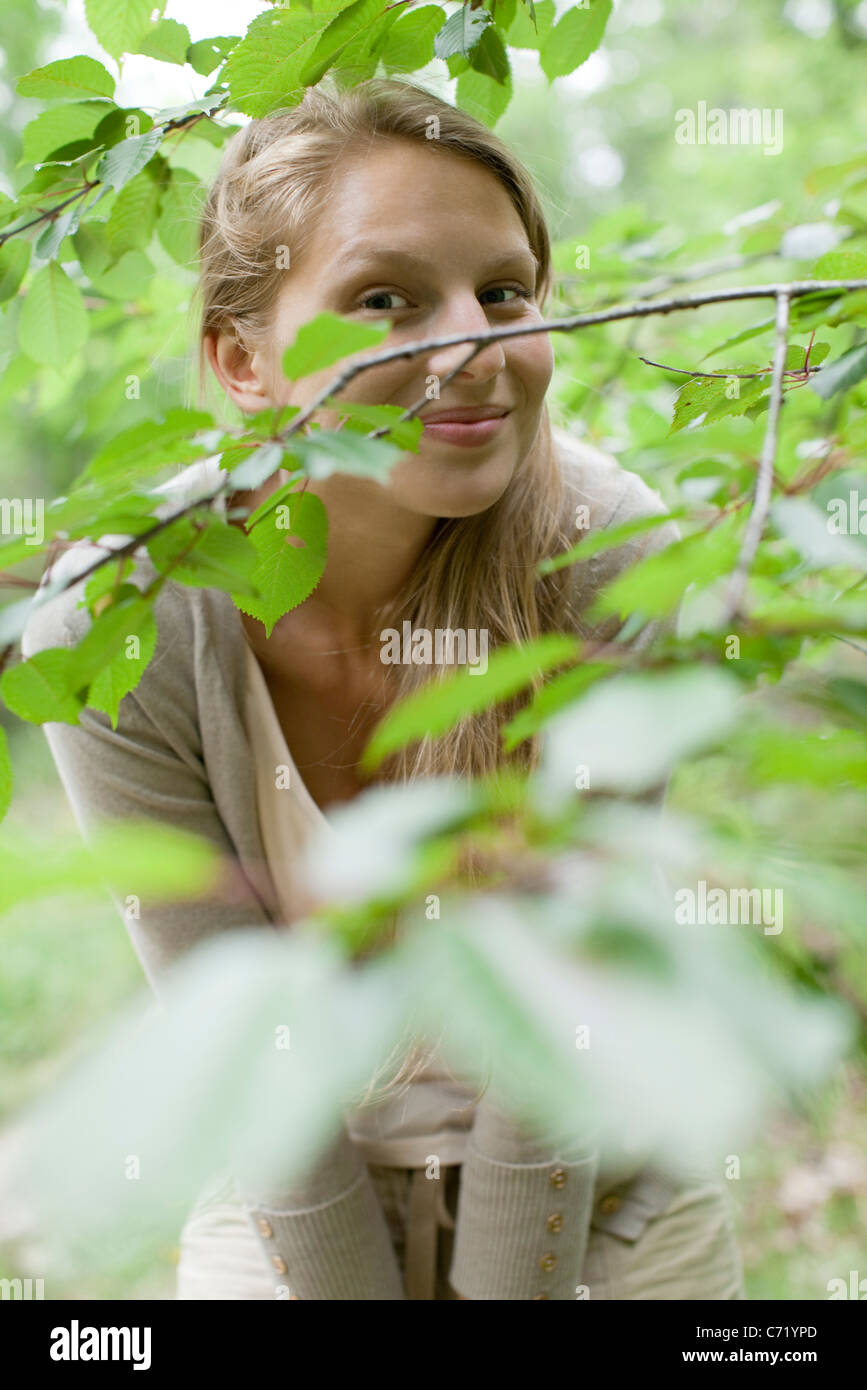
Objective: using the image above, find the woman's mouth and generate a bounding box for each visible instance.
[420,406,511,448]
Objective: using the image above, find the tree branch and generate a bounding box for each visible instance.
[722,290,792,623]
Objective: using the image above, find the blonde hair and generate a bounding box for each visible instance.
[195,77,583,1101]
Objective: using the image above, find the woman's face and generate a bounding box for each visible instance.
[232,138,554,519]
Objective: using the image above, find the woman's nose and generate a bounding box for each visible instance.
[425,295,507,386]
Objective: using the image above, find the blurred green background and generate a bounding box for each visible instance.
[0,0,864,1298]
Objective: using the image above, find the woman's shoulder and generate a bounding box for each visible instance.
[551,423,673,534]
[21,457,231,665]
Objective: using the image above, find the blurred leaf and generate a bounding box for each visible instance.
[362,633,580,771]
[18,263,88,368]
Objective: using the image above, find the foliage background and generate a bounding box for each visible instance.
[0,0,865,1298]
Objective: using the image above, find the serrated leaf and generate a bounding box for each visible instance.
[456,61,514,127]
[16,56,115,102]
[223,442,287,491]
[34,202,86,261]
[324,397,423,451]
[64,587,158,692]
[0,240,31,302]
[379,5,444,71]
[299,0,385,85]
[96,129,164,192]
[221,4,346,118]
[700,319,774,363]
[281,311,390,381]
[147,515,263,597]
[361,634,580,771]
[469,25,510,82]
[434,6,490,60]
[135,18,191,65]
[186,36,240,76]
[87,603,158,728]
[0,649,85,725]
[295,429,402,483]
[234,490,328,636]
[508,0,556,48]
[80,408,214,484]
[810,343,867,400]
[84,0,157,60]
[105,167,162,256]
[18,262,88,368]
[539,0,611,82]
[20,102,112,164]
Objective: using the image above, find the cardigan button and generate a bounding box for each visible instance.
[540,1253,557,1272]
[546,1213,564,1233]
[549,1167,567,1189]
[257,1218,274,1239]
[599,1193,622,1215]
[271,1255,288,1274]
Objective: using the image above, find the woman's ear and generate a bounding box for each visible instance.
[203,326,274,414]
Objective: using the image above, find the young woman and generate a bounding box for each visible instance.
[24,78,745,1300]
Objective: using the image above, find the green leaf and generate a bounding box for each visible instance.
[299,0,385,85]
[234,490,329,636]
[434,7,490,60]
[361,633,580,771]
[34,201,87,261]
[295,429,402,483]
[591,513,743,621]
[63,587,158,692]
[0,240,31,302]
[281,311,390,381]
[811,249,867,280]
[147,515,263,598]
[83,0,158,60]
[538,666,740,797]
[0,649,85,725]
[810,343,867,400]
[186,36,240,76]
[700,319,774,362]
[105,165,163,256]
[379,5,445,71]
[155,167,204,267]
[0,725,11,823]
[80,408,214,484]
[669,372,767,435]
[18,262,88,368]
[507,0,556,48]
[16,55,115,101]
[539,0,612,82]
[469,24,510,82]
[221,4,346,118]
[539,509,685,576]
[323,397,424,452]
[72,222,113,281]
[222,442,286,491]
[90,249,154,300]
[20,101,112,164]
[502,661,614,750]
[95,129,164,192]
[135,18,191,65]
[457,53,513,125]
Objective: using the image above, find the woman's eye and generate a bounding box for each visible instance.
[358,290,410,311]
[479,286,533,306]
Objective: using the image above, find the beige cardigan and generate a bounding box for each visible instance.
[22,429,686,1300]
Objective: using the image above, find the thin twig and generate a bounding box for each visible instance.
[722,291,792,623]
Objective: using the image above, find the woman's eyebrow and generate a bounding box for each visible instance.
[334,243,540,274]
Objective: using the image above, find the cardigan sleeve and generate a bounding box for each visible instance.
[20,563,406,1301]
